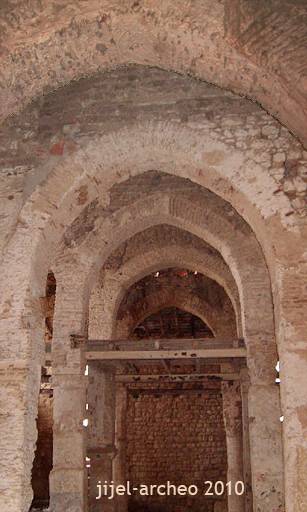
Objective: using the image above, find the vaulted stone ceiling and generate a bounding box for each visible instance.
[0,0,306,145]
[116,267,235,339]
[132,306,214,340]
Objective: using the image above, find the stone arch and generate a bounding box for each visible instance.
[0,123,298,511]
[48,178,283,510]
[0,119,291,412]
[50,183,283,512]
[1,64,305,263]
[0,146,284,370]
[88,227,241,340]
[1,2,306,146]
[2,120,298,288]
[60,183,275,378]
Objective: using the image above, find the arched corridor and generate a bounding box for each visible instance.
[0,4,306,512]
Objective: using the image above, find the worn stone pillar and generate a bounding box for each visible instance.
[113,383,128,512]
[49,340,87,512]
[0,262,45,512]
[280,349,307,512]
[222,381,244,512]
[244,326,284,512]
[88,363,116,512]
[240,370,253,512]
[0,361,41,512]
[48,274,89,512]
[277,263,307,512]
[248,381,284,512]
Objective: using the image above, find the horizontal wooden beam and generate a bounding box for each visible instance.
[115,373,240,383]
[127,388,221,396]
[85,347,246,361]
[85,337,245,352]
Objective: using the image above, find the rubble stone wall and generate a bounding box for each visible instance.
[126,381,227,512]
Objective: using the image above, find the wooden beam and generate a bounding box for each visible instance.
[86,337,245,352]
[116,373,240,382]
[85,347,246,361]
[128,388,222,396]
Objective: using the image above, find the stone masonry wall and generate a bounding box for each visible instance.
[126,381,227,512]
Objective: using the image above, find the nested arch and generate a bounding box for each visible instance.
[1,118,299,313]
[50,177,278,384]
[88,225,240,341]
[41,176,284,512]
[51,178,283,509]
[0,11,305,506]
[0,156,281,373]
[114,281,237,339]
[0,130,287,511]
[2,164,278,378]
